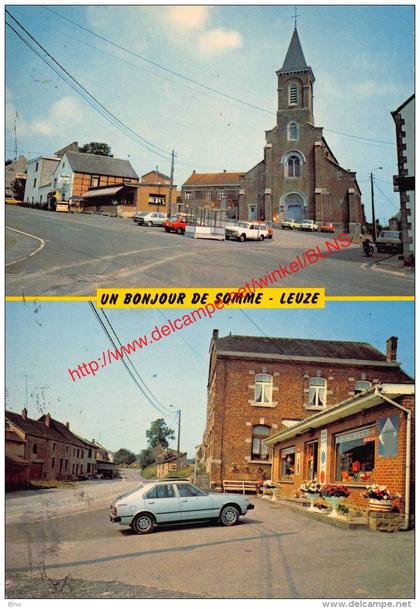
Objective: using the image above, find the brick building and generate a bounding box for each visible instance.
[265,383,415,527]
[135,170,178,216]
[181,171,245,217]
[238,27,364,233]
[5,409,109,482]
[201,331,411,487]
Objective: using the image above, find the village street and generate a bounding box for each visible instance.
[6,206,414,297]
[6,476,414,599]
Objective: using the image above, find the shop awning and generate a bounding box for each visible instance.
[82,186,124,199]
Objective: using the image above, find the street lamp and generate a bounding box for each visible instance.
[370,167,383,243]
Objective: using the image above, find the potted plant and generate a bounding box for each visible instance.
[261,479,276,498]
[299,480,322,512]
[362,485,401,512]
[321,484,350,518]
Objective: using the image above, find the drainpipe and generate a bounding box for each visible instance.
[375,388,412,530]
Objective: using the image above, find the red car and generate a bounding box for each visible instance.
[319,222,335,233]
[163,216,187,234]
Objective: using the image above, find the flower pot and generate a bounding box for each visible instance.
[325,495,345,518]
[368,498,393,512]
[303,492,321,512]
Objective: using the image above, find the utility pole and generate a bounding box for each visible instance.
[370,167,383,243]
[176,409,181,471]
[168,150,175,217]
[13,111,18,160]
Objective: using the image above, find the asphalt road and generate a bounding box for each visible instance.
[6,486,414,599]
[6,206,414,296]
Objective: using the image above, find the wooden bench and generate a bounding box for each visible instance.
[222,480,259,494]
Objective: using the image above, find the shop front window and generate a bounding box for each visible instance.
[335,426,375,483]
[281,447,295,479]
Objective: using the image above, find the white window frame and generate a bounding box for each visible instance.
[308,377,327,409]
[251,425,271,461]
[184,190,192,200]
[254,374,273,405]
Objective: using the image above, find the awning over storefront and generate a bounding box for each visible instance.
[82,186,124,198]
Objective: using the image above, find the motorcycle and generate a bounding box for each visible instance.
[362,239,374,257]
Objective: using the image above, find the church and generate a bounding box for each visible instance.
[238,28,365,233]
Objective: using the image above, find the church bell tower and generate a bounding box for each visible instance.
[276,28,315,126]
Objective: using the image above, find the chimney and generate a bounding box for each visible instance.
[21,408,27,420]
[65,422,70,429]
[386,336,398,362]
[212,329,219,341]
[223,169,227,173]
[45,413,51,427]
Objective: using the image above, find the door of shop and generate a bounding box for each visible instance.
[306,441,318,480]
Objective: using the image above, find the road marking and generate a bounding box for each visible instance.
[6,244,184,283]
[361,261,414,280]
[6,226,46,267]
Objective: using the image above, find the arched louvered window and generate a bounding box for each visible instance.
[288,82,299,105]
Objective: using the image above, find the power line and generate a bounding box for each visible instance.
[373,181,399,212]
[88,302,172,417]
[6,11,172,160]
[42,6,395,148]
[100,308,172,414]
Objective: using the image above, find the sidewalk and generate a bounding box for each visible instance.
[6,227,43,266]
[372,253,414,278]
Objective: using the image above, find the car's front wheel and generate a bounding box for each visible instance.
[259,235,265,241]
[220,504,240,526]
[147,221,153,227]
[132,513,155,534]
[176,227,183,235]
[239,234,246,242]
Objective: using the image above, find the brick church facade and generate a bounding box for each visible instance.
[238,28,365,233]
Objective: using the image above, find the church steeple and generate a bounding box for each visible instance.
[279,28,308,74]
[276,28,315,126]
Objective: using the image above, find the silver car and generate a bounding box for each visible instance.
[110,479,254,534]
[133,211,166,226]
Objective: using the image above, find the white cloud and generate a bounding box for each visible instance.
[28,97,84,135]
[196,28,242,57]
[166,6,210,30]
[353,80,397,97]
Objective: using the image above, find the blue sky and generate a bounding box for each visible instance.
[5,4,414,225]
[6,301,414,456]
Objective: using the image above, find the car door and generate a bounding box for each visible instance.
[143,483,181,523]
[175,483,217,521]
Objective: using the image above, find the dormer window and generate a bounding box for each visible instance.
[288,82,299,106]
[287,121,299,141]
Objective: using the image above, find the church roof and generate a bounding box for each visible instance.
[278,28,309,74]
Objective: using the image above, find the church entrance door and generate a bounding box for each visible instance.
[284,193,305,221]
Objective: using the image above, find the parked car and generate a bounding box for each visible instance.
[163,215,187,234]
[375,230,403,254]
[280,218,301,230]
[5,197,22,205]
[258,221,273,239]
[225,221,270,242]
[133,211,166,226]
[319,222,335,233]
[299,219,319,231]
[110,480,254,534]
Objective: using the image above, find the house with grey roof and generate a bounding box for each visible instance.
[201,330,412,487]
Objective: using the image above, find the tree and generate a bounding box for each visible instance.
[79,142,113,157]
[12,177,26,201]
[138,447,155,469]
[113,448,136,465]
[146,418,175,449]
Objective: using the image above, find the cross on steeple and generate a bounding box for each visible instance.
[292,6,300,29]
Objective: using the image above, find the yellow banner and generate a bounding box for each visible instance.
[96,287,325,308]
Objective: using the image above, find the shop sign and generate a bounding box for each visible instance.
[335,426,375,444]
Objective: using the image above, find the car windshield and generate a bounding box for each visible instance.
[136,212,148,217]
[380,231,401,239]
[237,222,249,228]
